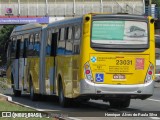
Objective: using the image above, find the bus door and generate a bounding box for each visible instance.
[18,37,25,91]
[14,39,21,90]
[51,32,58,94]
[23,38,28,90]
[45,31,58,95]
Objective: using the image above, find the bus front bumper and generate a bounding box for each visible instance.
[80,79,154,97]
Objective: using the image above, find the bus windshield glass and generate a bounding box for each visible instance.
[91,20,148,45]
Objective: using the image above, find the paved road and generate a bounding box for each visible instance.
[1,82,160,120]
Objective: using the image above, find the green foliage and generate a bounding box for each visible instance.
[0,101,52,120]
[0,25,15,66]
[152,0,160,7]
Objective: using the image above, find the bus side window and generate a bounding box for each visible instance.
[23,38,28,58]
[65,26,73,54]
[34,33,40,56]
[11,37,16,58]
[28,34,34,56]
[73,25,81,54]
[58,28,65,55]
[50,32,58,56]
[47,29,51,56]
[74,25,81,40]
[16,39,21,59]
[20,36,24,58]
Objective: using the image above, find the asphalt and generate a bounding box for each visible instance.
[0,80,160,120]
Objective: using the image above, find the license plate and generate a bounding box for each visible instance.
[113,74,125,79]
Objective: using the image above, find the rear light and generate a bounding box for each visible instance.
[159,71,160,74]
[84,62,93,81]
[145,63,154,83]
[85,70,90,74]
[148,71,152,75]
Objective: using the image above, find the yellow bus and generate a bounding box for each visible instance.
[7,13,155,108]
[6,23,44,99]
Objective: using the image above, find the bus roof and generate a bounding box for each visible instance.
[47,17,82,28]
[11,23,43,36]
[13,23,42,32]
[91,13,148,18]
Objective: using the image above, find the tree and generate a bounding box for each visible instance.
[152,0,160,7]
[0,25,15,66]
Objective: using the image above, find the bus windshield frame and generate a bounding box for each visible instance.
[91,16,149,52]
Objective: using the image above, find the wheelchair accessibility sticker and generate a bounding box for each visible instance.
[95,73,104,82]
[91,56,97,63]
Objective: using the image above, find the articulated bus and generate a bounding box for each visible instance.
[6,13,155,108]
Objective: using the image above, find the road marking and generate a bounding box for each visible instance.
[68,117,82,120]
[147,99,160,120]
[150,117,160,120]
[147,98,160,102]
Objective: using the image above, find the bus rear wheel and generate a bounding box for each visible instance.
[59,80,70,107]
[109,98,130,108]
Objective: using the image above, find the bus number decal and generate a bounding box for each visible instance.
[116,60,132,65]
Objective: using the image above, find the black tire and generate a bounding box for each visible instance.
[12,75,21,97]
[59,80,70,107]
[13,89,21,97]
[109,99,130,108]
[30,77,38,101]
[81,98,90,102]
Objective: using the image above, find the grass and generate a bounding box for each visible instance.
[0,78,59,120]
[0,101,53,120]
[0,77,10,89]
[0,101,34,111]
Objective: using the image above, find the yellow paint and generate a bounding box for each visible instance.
[27,57,40,93]
[45,56,54,94]
[6,14,155,100]
[54,14,155,98]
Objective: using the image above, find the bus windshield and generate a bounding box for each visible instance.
[91,20,148,45]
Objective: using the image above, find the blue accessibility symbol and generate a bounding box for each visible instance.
[95,73,104,82]
[91,56,97,63]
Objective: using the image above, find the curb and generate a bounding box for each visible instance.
[0,93,66,120]
[0,93,36,111]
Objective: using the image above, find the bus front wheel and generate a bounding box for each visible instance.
[109,98,130,108]
[58,80,69,107]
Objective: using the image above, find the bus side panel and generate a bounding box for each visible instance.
[6,66,11,85]
[56,55,73,98]
[12,59,19,90]
[45,56,54,95]
[23,58,29,90]
[18,58,24,91]
[72,55,80,98]
[28,57,40,93]
[149,17,155,80]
